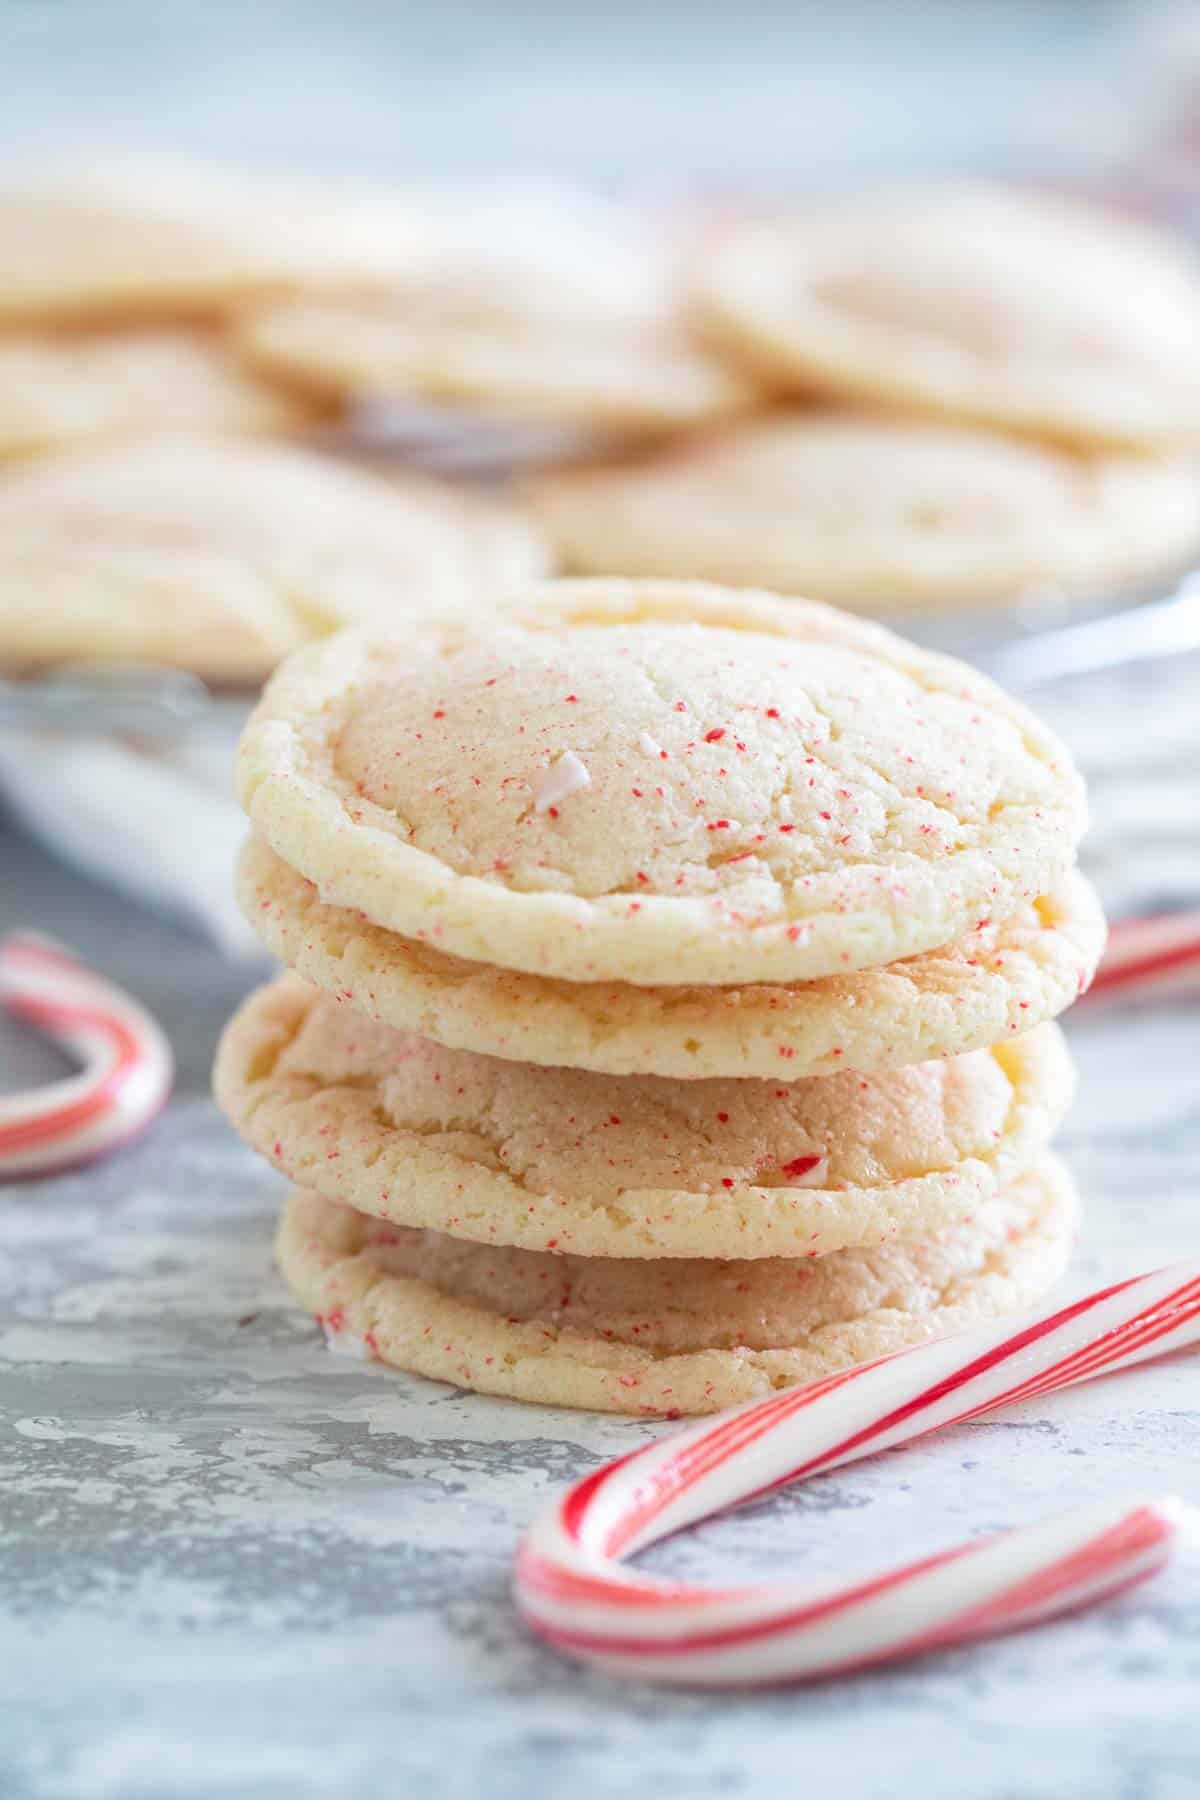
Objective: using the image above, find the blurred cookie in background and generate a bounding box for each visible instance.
[0,155,432,327]
[236,197,758,442]
[239,292,756,442]
[525,411,1200,612]
[0,437,548,682]
[694,183,1200,453]
[0,330,331,460]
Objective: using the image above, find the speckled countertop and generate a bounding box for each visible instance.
[2,633,1200,1798]
[2,2,1199,1787]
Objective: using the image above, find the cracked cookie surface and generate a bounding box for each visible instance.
[237,581,1085,984]
[215,975,1073,1259]
[276,1154,1077,1413]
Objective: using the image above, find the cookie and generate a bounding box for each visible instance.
[236,581,1086,986]
[0,439,547,680]
[694,185,1200,451]
[276,1154,1077,1414]
[215,975,1073,1260]
[0,330,326,461]
[238,290,755,437]
[0,162,429,326]
[525,413,1200,609]
[237,836,1104,1079]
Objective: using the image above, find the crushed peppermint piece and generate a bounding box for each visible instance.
[781,1153,828,1186]
[534,750,592,814]
[322,1319,373,1360]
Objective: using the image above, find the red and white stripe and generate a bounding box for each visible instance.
[516,1263,1200,1686]
[1086,911,1200,1002]
[0,932,173,1178]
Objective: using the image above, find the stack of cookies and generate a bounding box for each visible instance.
[215,580,1103,1415]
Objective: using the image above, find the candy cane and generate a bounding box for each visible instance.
[516,1262,1200,1686]
[1086,911,1200,1002]
[0,933,173,1178]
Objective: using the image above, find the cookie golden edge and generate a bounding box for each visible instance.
[214,976,1076,1260]
[235,580,1087,987]
[236,835,1105,1079]
[275,1154,1078,1415]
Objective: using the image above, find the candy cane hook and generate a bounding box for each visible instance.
[0,933,173,1178]
[517,1262,1200,1686]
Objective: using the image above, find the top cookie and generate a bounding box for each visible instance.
[0,439,547,681]
[236,580,1086,986]
[526,412,1200,611]
[694,185,1200,451]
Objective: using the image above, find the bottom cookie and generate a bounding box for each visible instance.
[276,1155,1078,1415]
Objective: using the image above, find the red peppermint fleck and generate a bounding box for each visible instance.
[721,1177,734,1189]
[704,728,726,743]
[432,709,445,719]
[782,1154,822,1180]
[565,693,579,703]
[707,818,732,831]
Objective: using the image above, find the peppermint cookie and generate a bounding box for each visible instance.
[0,439,546,680]
[0,162,428,326]
[237,290,754,437]
[526,414,1200,609]
[215,976,1073,1260]
[0,331,325,461]
[237,836,1104,1079]
[236,581,1086,985]
[695,185,1200,451]
[276,1154,1077,1414]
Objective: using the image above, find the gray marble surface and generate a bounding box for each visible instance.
[2,668,1200,1798]
[1,5,1199,1781]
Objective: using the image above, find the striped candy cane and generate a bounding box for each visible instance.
[1086,911,1200,1002]
[0,933,173,1178]
[516,1263,1200,1686]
